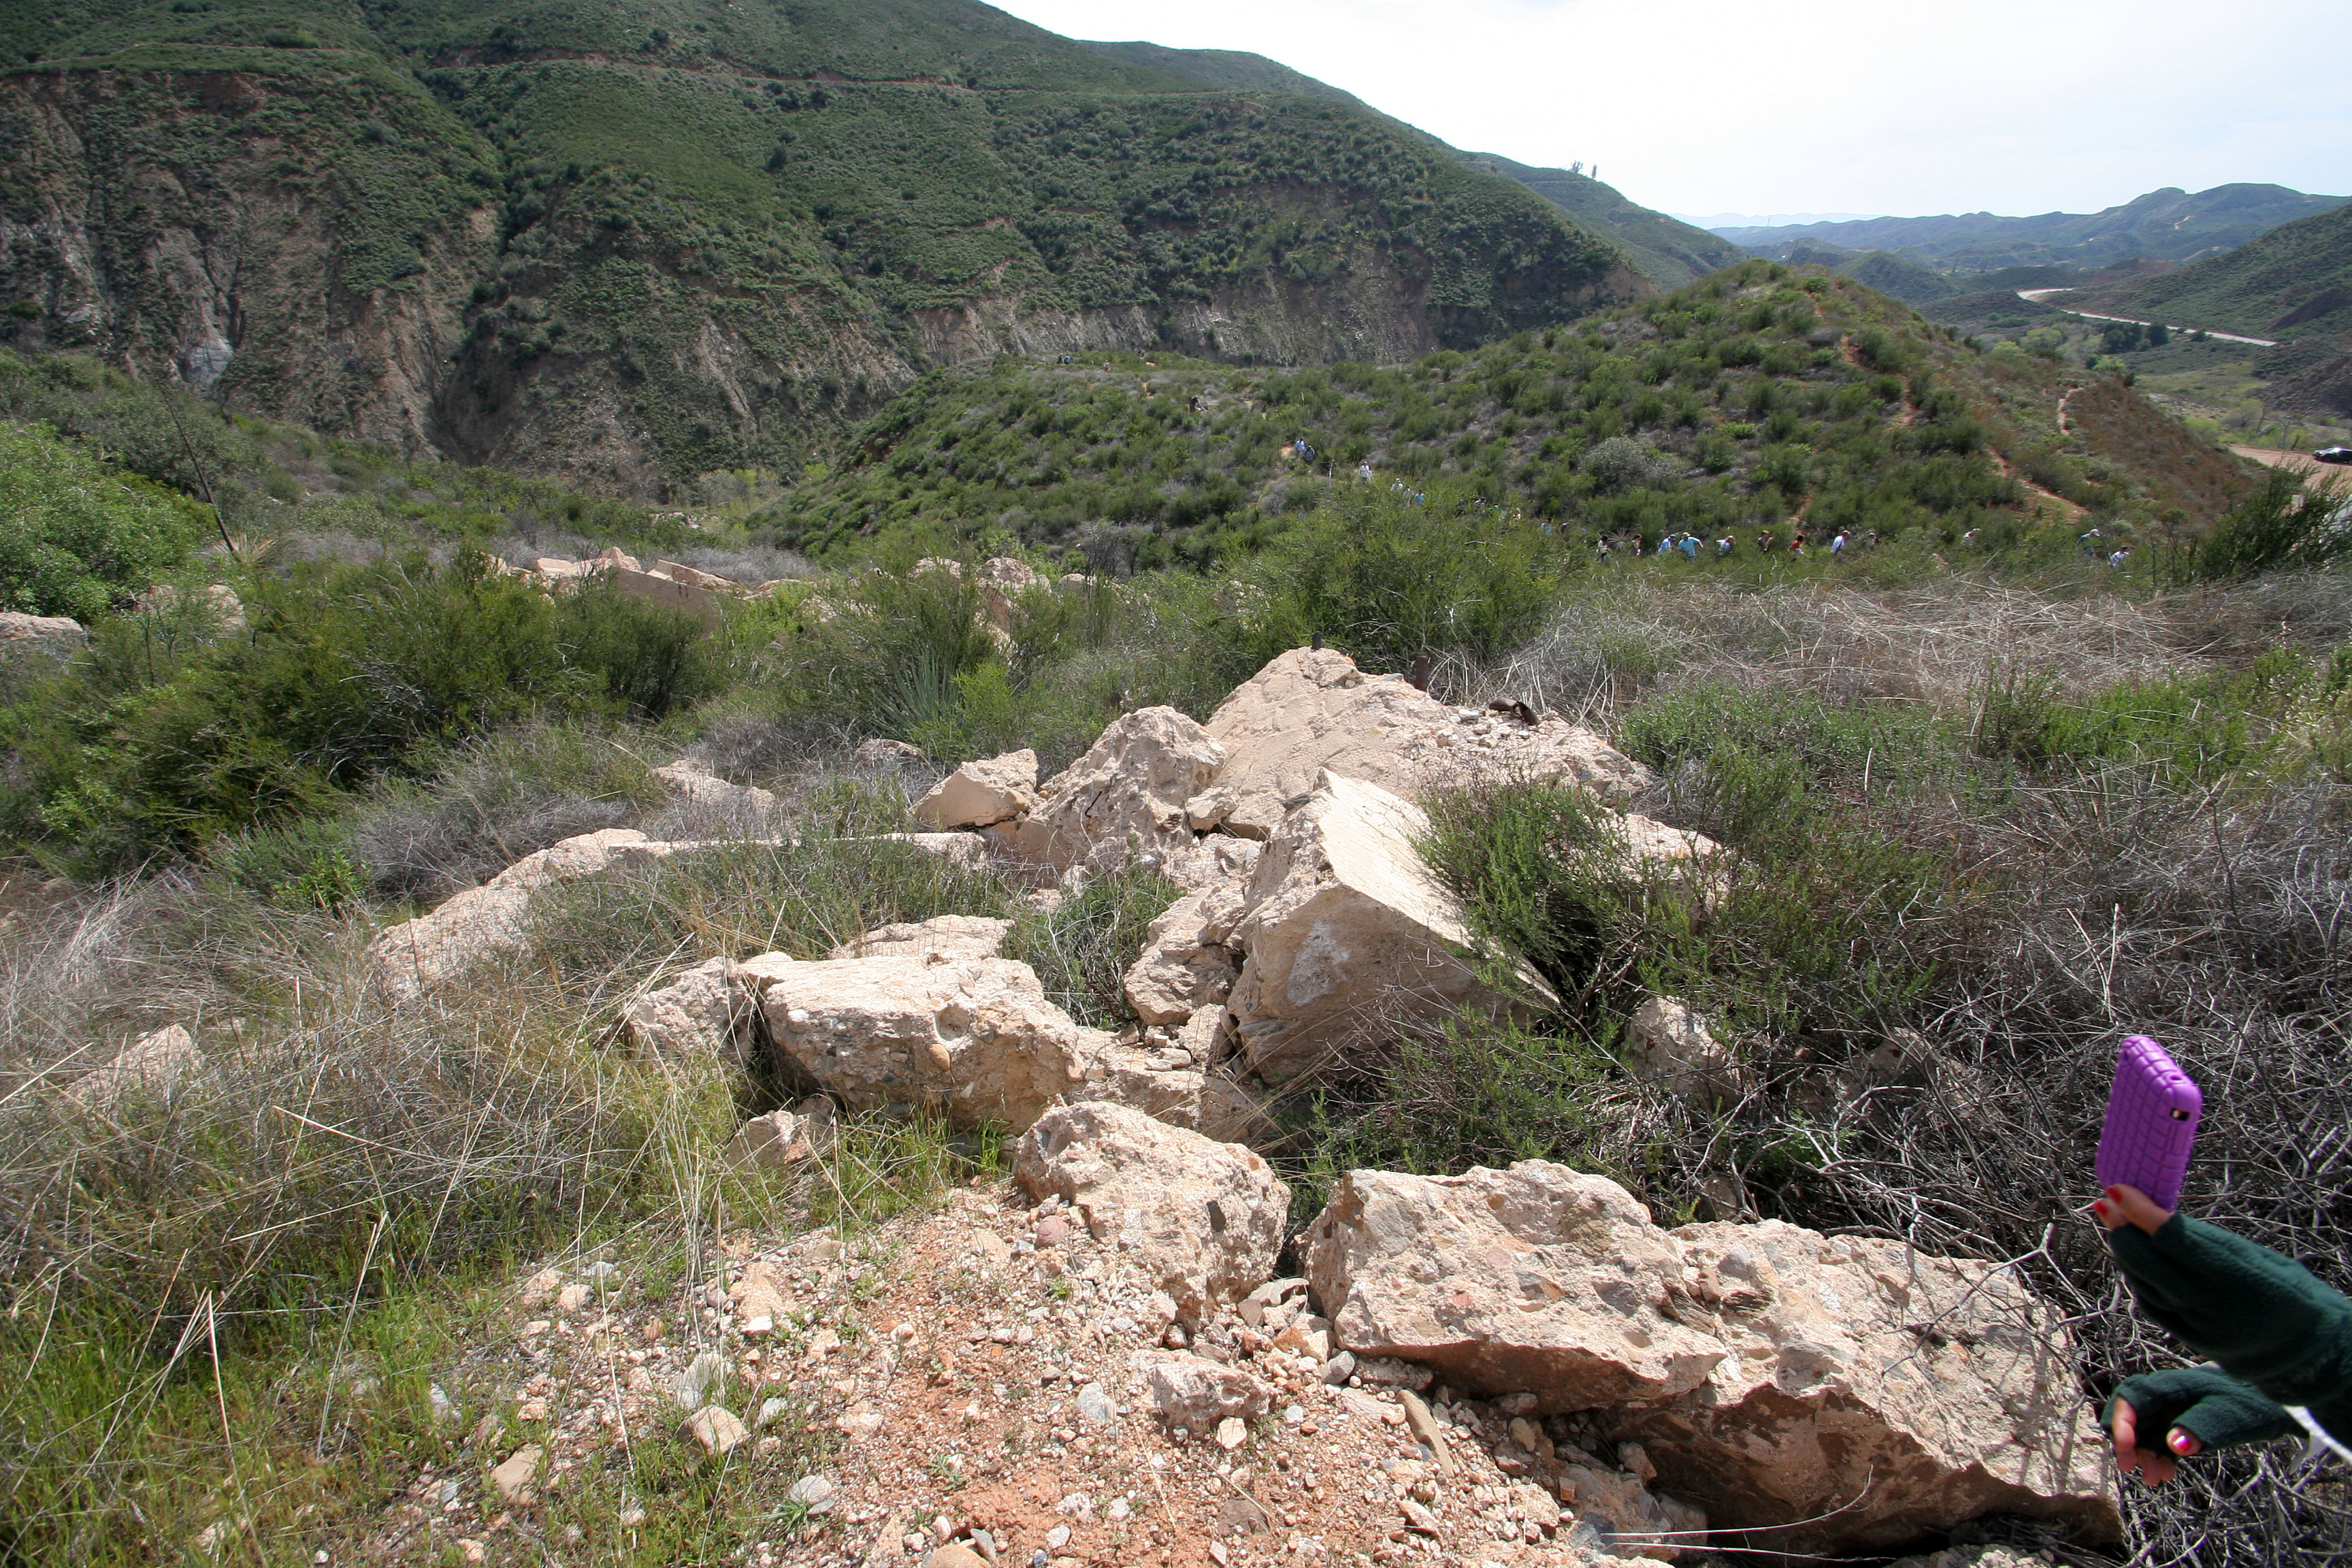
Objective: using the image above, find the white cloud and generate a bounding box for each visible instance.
[990,0,2348,218]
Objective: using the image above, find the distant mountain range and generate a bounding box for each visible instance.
[1678,212,1882,229]
[1713,185,2350,275]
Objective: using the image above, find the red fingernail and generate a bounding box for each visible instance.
[2092,1202,2109,1219]
[2106,1186,2123,1198]
[2170,1432,2193,1454]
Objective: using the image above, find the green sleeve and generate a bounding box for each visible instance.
[2105,1215,2352,1422]
[2101,1367,2300,1451]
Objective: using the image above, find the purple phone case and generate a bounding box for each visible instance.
[2095,1035,2202,1211]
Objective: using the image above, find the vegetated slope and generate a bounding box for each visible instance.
[1778,242,1963,306]
[2072,201,2352,418]
[1460,152,1747,289]
[1074,39,1366,104]
[1833,250,1959,305]
[1722,184,2351,273]
[773,261,2254,562]
[2072,203,2352,340]
[0,0,1644,497]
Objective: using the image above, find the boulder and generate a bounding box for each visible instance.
[1305,1162,1725,1410]
[826,915,1010,962]
[592,546,642,572]
[370,828,662,998]
[623,958,750,1063]
[1307,1159,2119,1556]
[1224,772,1543,1085]
[1621,997,1751,1107]
[67,1024,203,1113]
[1084,1039,1280,1150]
[977,557,1043,633]
[0,610,86,649]
[1121,877,1250,1026]
[653,758,777,817]
[1204,648,1655,838]
[1002,707,1224,874]
[912,749,1038,829]
[746,955,1107,1131]
[653,559,736,590]
[610,566,724,628]
[1616,1219,2118,1556]
[1135,1352,1275,1433]
[1013,1101,1288,1324]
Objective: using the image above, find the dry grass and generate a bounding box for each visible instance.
[1426,571,2352,726]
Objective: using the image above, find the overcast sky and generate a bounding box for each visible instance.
[989,0,2348,223]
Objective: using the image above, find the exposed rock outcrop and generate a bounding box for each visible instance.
[747,956,1107,1132]
[1305,1160,2119,1556]
[1205,647,1655,838]
[912,750,1038,830]
[1013,1101,1288,1325]
[1224,771,1543,1084]
[997,707,1224,875]
[1305,1162,1726,1410]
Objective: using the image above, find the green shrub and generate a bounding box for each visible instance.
[0,421,203,619]
[3,555,602,865]
[2175,466,2349,581]
[1263,485,1561,672]
[553,581,726,719]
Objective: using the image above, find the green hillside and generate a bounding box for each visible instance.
[2077,201,2352,345]
[0,0,1642,496]
[1460,152,1747,288]
[1722,184,2351,273]
[1076,39,1365,103]
[772,261,2254,562]
[1835,250,1958,306]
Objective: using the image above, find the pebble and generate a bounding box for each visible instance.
[489,1445,540,1502]
[674,1350,726,1410]
[1215,1417,1247,1450]
[685,1405,749,1456]
[787,1475,835,1509]
[1043,1525,1071,1550]
[1075,1382,1114,1425]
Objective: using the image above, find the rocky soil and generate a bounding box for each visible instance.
[350,644,2126,1567]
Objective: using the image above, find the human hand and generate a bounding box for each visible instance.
[2112,1394,2203,1486]
[2091,1183,2174,1236]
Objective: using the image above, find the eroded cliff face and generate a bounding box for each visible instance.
[0,62,495,457]
[0,54,1648,495]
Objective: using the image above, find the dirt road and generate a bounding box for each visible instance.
[2016,290,2278,348]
